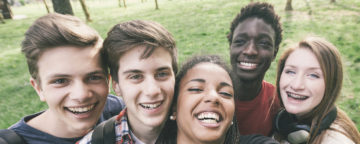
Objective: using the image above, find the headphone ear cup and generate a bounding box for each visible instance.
[287,130,310,144]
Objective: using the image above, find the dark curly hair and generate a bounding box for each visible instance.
[227,2,283,57]
[156,55,240,144]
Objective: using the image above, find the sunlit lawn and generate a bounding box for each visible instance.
[1,0,359,130]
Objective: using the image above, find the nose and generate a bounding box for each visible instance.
[143,77,161,98]
[243,40,258,57]
[70,80,92,102]
[204,89,220,105]
[290,74,305,90]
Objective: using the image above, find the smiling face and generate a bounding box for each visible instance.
[31,45,109,135]
[113,46,175,132]
[176,63,234,144]
[279,48,325,117]
[230,17,275,81]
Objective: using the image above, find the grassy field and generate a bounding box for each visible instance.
[0,0,359,130]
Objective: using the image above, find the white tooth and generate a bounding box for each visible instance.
[141,102,161,109]
[68,104,94,113]
[201,119,217,124]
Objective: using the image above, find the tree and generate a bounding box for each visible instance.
[155,0,159,9]
[52,0,74,15]
[119,0,126,8]
[79,0,91,22]
[43,0,50,13]
[0,0,13,19]
[285,0,293,11]
[330,0,336,3]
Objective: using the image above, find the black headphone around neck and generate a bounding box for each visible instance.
[274,107,337,144]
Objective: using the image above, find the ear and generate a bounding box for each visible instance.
[112,80,122,96]
[30,77,45,102]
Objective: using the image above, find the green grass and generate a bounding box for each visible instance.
[1,0,359,130]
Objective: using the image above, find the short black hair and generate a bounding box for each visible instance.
[227,2,283,57]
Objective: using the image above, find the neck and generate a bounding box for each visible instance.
[128,119,163,144]
[27,110,89,138]
[235,78,263,101]
[176,131,225,144]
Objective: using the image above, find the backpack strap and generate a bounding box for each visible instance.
[0,129,26,144]
[91,116,117,144]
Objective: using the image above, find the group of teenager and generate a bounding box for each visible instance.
[0,2,359,144]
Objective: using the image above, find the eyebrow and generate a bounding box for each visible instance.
[87,70,106,76]
[157,66,172,71]
[284,65,322,71]
[123,69,142,74]
[219,82,232,88]
[184,78,205,85]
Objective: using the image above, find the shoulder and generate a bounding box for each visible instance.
[9,112,79,144]
[100,94,125,121]
[239,134,279,144]
[106,94,125,109]
[321,123,355,144]
[261,81,275,94]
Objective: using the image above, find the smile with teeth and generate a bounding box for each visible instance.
[66,104,96,114]
[140,102,162,109]
[238,61,258,69]
[196,112,221,124]
[287,92,309,100]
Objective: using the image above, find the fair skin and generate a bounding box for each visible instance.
[112,46,175,144]
[230,17,276,100]
[176,63,234,144]
[279,48,325,117]
[28,45,109,138]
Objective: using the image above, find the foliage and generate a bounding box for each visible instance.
[0,0,359,130]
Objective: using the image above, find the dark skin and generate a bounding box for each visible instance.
[230,17,276,101]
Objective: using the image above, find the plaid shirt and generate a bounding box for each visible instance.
[77,108,135,144]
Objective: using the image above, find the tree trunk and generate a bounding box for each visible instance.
[79,0,91,22]
[52,0,74,15]
[0,0,13,19]
[43,0,50,13]
[285,0,293,11]
[155,0,159,9]
[123,0,127,8]
[118,0,122,7]
[330,0,336,3]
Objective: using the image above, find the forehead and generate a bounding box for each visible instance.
[118,46,173,71]
[37,46,103,77]
[233,17,275,39]
[285,48,321,68]
[181,63,232,85]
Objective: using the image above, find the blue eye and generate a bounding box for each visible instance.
[156,71,170,79]
[309,73,320,79]
[129,74,142,80]
[53,79,67,84]
[285,70,296,75]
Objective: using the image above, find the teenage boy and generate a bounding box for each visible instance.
[8,13,124,143]
[227,2,283,136]
[78,20,177,144]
